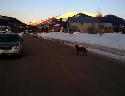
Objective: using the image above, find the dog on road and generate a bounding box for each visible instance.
[75,45,88,56]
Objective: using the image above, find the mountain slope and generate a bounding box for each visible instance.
[0,15,26,26]
[103,15,125,26]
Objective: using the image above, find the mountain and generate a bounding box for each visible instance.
[0,15,27,27]
[33,11,125,31]
[103,15,125,27]
[33,12,97,26]
[57,12,125,27]
[56,12,97,19]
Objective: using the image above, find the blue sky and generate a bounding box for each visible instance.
[0,0,125,23]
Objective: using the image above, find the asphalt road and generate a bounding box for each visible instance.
[0,34,125,96]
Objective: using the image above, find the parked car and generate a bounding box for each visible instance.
[0,32,23,56]
[33,32,38,37]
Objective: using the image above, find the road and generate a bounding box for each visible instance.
[0,34,125,96]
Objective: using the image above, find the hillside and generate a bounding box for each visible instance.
[0,15,26,27]
[103,15,125,27]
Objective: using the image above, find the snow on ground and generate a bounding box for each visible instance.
[39,32,125,50]
[39,32,125,62]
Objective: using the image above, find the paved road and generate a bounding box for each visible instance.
[0,34,125,96]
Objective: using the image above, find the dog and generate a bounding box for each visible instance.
[75,45,88,56]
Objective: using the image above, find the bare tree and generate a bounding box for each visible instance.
[96,11,104,36]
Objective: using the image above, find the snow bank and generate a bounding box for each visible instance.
[39,32,125,50]
[18,32,24,37]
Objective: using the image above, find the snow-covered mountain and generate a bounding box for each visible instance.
[33,11,97,26]
[56,11,97,19]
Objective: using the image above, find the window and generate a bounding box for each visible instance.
[68,23,70,27]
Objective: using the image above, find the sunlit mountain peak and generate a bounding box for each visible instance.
[56,11,97,19]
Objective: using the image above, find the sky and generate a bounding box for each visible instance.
[0,0,125,24]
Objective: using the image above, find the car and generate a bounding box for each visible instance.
[33,32,38,37]
[0,32,23,56]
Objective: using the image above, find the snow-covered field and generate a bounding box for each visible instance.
[39,32,125,62]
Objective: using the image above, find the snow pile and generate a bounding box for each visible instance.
[18,32,24,37]
[40,32,125,50]
[39,32,125,62]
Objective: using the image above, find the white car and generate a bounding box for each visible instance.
[0,32,23,56]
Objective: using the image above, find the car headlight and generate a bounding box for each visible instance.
[13,46,20,50]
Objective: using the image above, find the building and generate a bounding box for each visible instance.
[64,26,79,33]
[37,18,67,32]
[67,17,114,33]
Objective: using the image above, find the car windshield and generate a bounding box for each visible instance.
[0,34,21,42]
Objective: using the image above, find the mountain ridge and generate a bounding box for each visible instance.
[0,15,27,26]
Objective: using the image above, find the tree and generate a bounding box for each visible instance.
[96,11,104,36]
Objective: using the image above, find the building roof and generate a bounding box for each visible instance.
[68,17,105,23]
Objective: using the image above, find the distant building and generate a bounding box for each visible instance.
[37,18,67,32]
[67,17,114,33]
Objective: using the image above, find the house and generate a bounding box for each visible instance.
[64,26,79,33]
[67,16,114,33]
[37,18,68,32]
